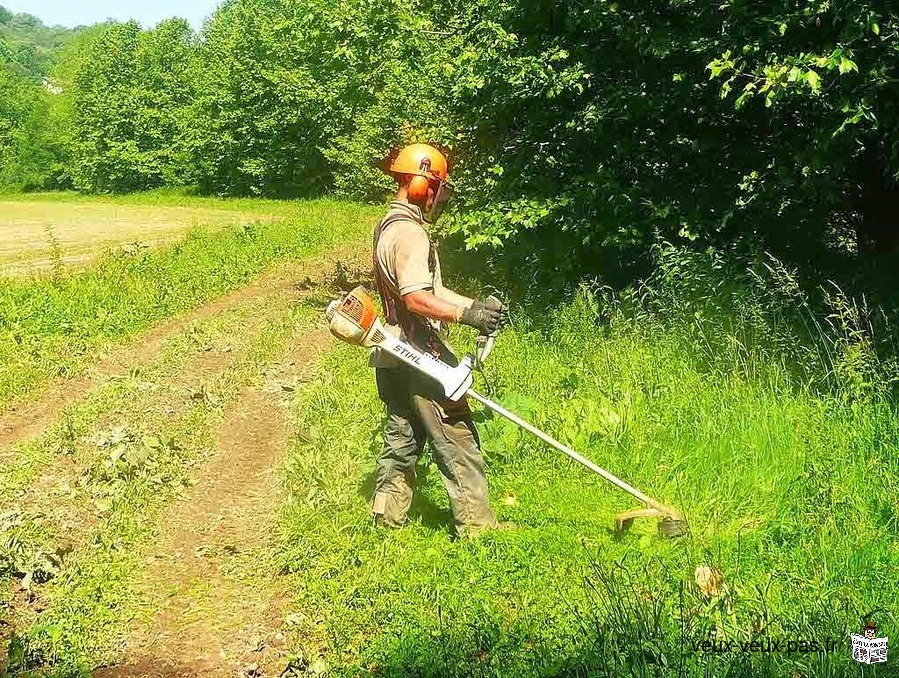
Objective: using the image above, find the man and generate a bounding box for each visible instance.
[370,143,506,537]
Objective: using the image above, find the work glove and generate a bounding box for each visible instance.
[460,307,502,334]
[469,296,508,331]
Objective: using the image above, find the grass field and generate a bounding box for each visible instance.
[0,191,306,277]
[0,194,380,411]
[1,194,896,677]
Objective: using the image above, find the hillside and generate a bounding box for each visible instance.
[0,5,83,79]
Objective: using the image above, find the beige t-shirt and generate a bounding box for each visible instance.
[375,202,446,312]
[371,202,447,366]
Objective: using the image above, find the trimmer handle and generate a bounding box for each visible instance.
[475,294,504,367]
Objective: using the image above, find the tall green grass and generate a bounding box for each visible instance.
[0,198,379,408]
[277,247,898,677]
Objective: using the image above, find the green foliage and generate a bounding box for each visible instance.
[185,0,328,197]
[5,1,899,265]
[0,54,61,190]
[0,7,84,191]
[0,4,82,80]
[432,1,899,264]
[68,20,197,192]
[185,0,454,198]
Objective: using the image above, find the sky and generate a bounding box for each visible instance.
[2,0,221,29]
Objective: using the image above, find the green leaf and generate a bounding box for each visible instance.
[805,70,821,92]
[838,57,857,75]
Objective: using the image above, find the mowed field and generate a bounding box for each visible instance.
[0,193,300,276]
[1,194,896,678]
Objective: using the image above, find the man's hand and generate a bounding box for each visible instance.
[460,305,503,334]
[469,296,508,331]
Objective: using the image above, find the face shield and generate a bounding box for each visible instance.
[422,178,454,224]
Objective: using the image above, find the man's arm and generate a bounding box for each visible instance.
[404,289,466,324]
[393,226,501,332]
[435,287,475,310]
[404,289,504,335]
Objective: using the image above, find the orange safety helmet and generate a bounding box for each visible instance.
[389,143,449,203]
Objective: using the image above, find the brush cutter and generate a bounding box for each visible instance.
[325,287,687,538]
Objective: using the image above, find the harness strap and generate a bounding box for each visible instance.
[372,213,408,327]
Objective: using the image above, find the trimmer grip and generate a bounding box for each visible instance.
[475,294,504,366]
[476,335,496,365]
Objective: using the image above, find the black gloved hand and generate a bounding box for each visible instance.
[470,296,508,330]
[460,306,503,335]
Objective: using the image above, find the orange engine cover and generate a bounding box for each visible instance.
[340,286,378,332]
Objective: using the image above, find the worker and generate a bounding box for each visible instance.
[370,143,506,537]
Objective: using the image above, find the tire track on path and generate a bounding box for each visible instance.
[0,268,290,451]
[0,244,365,453]
[94,328,332,678]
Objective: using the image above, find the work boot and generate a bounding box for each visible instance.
[373,514,406,530]
[371,481,412,529]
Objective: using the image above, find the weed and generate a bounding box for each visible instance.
[0,510,64,587]
[0,266,326,669]
[40,223,63,284]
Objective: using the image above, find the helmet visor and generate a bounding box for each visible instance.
[423,178,454,224]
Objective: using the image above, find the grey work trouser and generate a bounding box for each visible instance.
[372,364,497,536]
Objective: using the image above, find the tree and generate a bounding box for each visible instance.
[707,1,899,254]
[0,36,65,190]
[423,0,899,272]
[185,0,328,196]
[4,0,898,267]
[69,20,196,192]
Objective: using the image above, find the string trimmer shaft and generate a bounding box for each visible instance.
[325,286,688,538]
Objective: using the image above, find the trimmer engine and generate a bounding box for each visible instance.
[326,287,473,401]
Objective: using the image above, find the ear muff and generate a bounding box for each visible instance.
[407,175,430,203]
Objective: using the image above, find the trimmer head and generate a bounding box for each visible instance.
[614,506,688,539]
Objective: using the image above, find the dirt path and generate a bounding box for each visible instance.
[0,244,366,453]
[0,269,288,451]
[94,331,329,678]
[1,242,370,676]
